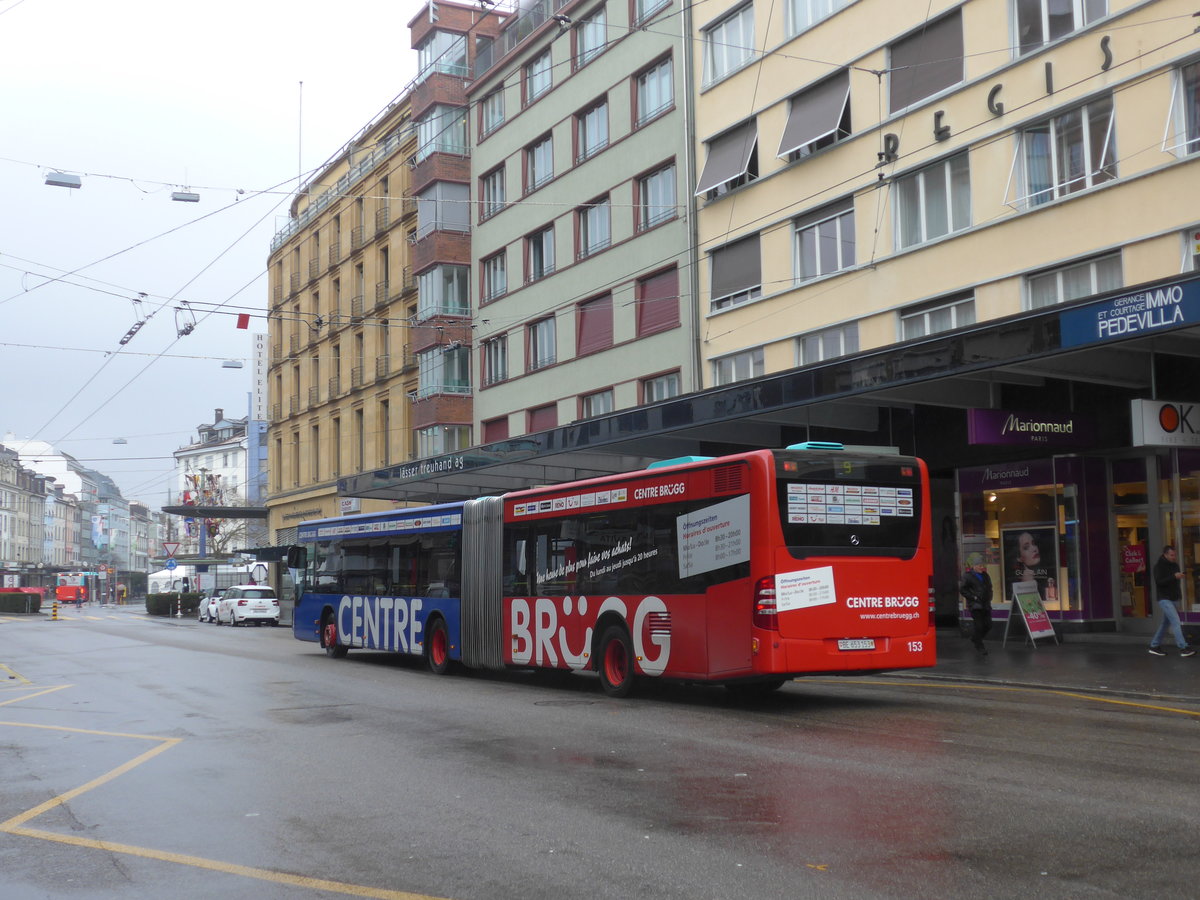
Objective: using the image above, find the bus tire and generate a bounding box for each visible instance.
[321,612,348,658]
[425,617,451,675]
[597,625,636,698]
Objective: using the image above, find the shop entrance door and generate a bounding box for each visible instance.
[1116,511,1152,631]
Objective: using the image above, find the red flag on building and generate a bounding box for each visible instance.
[236,313,250,329]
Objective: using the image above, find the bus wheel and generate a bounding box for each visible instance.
[598,625,635,698]
[425,617,451,675]
[725,679,786,699]
[321,614,348,658]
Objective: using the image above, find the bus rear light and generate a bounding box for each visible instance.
[753,576,779,630]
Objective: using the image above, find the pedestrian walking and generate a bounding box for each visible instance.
[1149,545,1195,657]
[960,552,993,655]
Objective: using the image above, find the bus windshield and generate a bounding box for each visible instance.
[774,452,923,559]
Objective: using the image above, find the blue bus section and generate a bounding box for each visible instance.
[299,592,462,659]
[292,502,468,661]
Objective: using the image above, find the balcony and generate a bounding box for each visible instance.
[270,343,283,364]
[289,396,301,415]
[409,393,473,430]
[351,226,366,251]
[328,375,341,398]
[351,366,364,389]
[410,231,471,274]
[375,206,390,236]
[376,355,390,381]
[289,272,301,295]
[401,344,417,371]
[350,294,365,319]
[401,197,417,219]
[409,151,470,196]
[410,72,469,120]
[270,402,282,422]
[272,284,283,307]
[375,280,390,308]
[328,242,340,266]
[308,385,320,407]
[289,333,300,355]
[308,258,320,281]
[401,266,417,295]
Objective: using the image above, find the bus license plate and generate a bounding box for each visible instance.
[838,638,875,651]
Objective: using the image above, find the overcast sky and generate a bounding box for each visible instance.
[0,0,424,506]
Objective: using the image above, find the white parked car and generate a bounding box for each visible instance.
[217,585,279,626]
[198,592,222,623]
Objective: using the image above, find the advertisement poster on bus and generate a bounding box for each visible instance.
[1002,525,1057,608]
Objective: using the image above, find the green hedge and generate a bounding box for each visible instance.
[0,593,41,614]
[146,592,203,617]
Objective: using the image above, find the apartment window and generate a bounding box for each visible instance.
[788,0,853,36]
[576,100,609,161]
[642,371,681,402]
[1188,227,1200,272]
[581,389,614,418]
[526,226,555,282]
[794,199,855,282]
[713,348,764,385]
[696,120,758,198]
[482,252,507,302]
[1019,94,1116,207]
[636,267,680,336]
[710,234,762,311]
[417,265,469,319]
[1027,252,1122,309]
[797,322,859,365]
[901,295,975,340]
[703,4,755,85]
[416,425,471,459]
[417,346,471,398]
[635,57,673,127]
[415,104,467,161]
[638,163,676,230]
[481,88,505,136]
[483,417,510,442]
[528,317,557,370]
[483,335,508,386]
[895,152,971,249]
[378,400,390,467]
[779,70,850,160]
[416,182,470,238]
[575,7,607,67]
[1016,0,1106,56]
[635,0,670,25]
[576,293,613,356]
[577,197,611,258]
[525,50,552,104]
[526,135,553,191]
[889,10,964,113]
[481,166,506,219]
[528,404,558,432]
[353,408,365,472]
[1165,60,1200,157]
[417,30,468,77]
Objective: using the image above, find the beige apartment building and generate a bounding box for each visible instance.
[265,95,422,538]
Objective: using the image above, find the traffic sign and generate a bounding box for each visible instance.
[163,542,180,558]
[165,558,178,570]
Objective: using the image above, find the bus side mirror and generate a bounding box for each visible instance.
[286,546,307,570]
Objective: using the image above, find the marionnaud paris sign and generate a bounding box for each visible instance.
[1059,277,1200,348]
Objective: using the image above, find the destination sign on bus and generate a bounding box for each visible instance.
[785,483,913,524]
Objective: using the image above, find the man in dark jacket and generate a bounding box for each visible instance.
[960,553,993,655]
[1149,545,1195,657]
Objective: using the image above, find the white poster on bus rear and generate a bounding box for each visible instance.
[677,494,750,578]
[776,566,837,612]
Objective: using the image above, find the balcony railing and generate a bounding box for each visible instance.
[351,366,365,389]
[328,242,340,266]
[328,375,341,397]
[375,280,390,307]
[289,396,301,415]
[401,344,417,371]
[272,284,283,306]
[289,333,300,355]
[308,385,320,407]
[350,294,365,318]
[376,355,390,380]
[270,402,282,422]
[289,273,301,294]
[401,196,417,218]
[375,206,390,235]
[351,226,366,251]
[308,258,320,281]
[401,266,417,295]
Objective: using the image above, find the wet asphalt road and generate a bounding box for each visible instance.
[2,608,1198,899]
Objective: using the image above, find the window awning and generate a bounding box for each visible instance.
[695,120,758,196]
[710,234,761,300]
[777,71,850,158]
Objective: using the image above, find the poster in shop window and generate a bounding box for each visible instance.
[1001,525,1057,609]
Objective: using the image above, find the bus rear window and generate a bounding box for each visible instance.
[774,453,922,559]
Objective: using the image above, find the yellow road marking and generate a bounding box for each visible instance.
[0,686,450,899]
[811,677,1200,718]
[0,662,32,685]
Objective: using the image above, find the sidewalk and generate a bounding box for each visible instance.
[915,627,1200,703]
